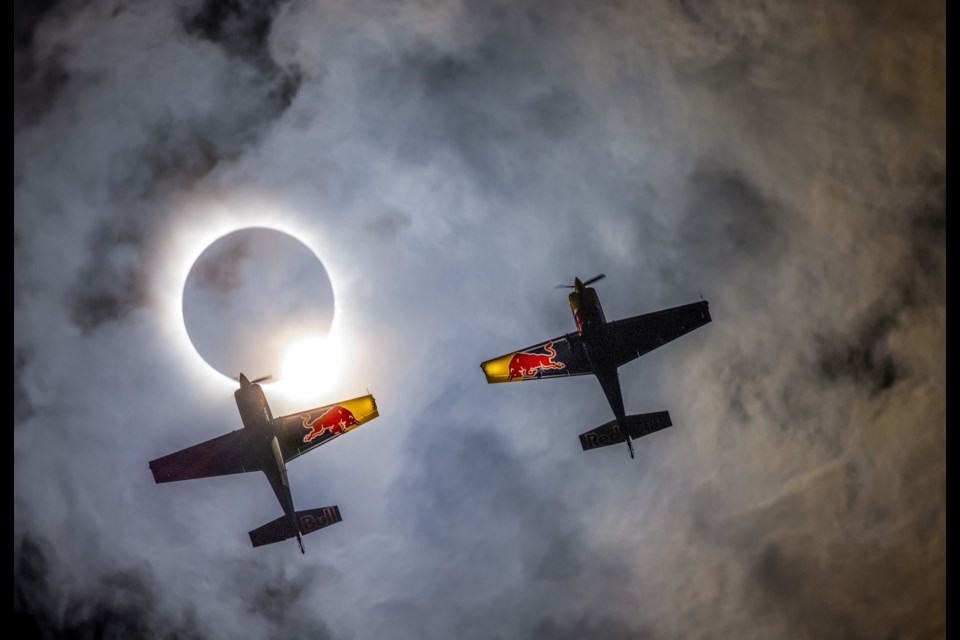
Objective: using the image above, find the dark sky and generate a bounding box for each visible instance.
[14,1,944,639]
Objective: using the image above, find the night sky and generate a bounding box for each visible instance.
[14,1,945,639]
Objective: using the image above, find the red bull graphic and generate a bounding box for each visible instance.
[298,506,341,533]
[508,341,566,380]
[302,405,360,443]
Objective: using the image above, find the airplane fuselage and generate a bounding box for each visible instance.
[566,279,631,454]
[569,277,606,336]
[567,280,619,374]
[234,374,303,551]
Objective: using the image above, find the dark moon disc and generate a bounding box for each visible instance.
[181,227,335,380]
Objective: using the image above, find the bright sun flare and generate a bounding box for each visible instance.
[277,335,343,400]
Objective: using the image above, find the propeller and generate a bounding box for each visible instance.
[555,273,606,289]
[235,373,273,386]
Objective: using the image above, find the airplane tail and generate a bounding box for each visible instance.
[578,411,673,457]
[249,506,343,551]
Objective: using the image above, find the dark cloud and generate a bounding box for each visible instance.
[15,347,34,424]
[133,129,222,197]
[182,0,304,124]
[184,0,287,68]
[13,0,69,130]
[905,168,946,304]
[69,221,150,332]
[670,163,787,294]
[364,206,413,245]
[522,87,583,138]
[530,617,646,640]
[714,459,945,640]
[363,8,585,197]
[816,165,944,396]
[817,314,899,394]
[226,559,337,637]
[14,536,204,639]
[686,166,781,255]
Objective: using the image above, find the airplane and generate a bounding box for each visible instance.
[149,374,379,553]
[480,275,711,458]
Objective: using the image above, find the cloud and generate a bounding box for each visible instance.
[14,536,205,639]
[15,0,944,638]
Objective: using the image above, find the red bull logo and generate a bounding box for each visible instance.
[508,341,566,380]
[302,405,360,443]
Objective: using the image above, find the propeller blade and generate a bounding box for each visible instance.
[583,273,606,286]
[555,284,576,289]
[234,374,273,385]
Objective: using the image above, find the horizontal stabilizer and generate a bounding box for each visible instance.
[579,411,672,451]
[249,506,343,548]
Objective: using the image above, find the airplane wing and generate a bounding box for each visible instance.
[276,394,379,463]
[481,335,592,383]
[607,300,711,368]
[149,429,258,483]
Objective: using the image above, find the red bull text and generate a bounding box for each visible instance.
[298,507,340,533]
